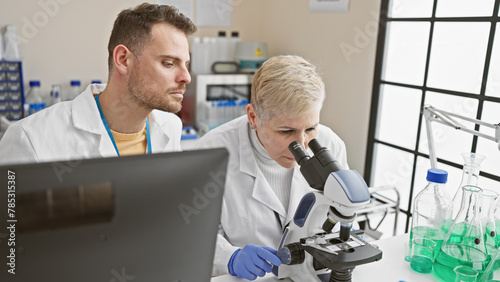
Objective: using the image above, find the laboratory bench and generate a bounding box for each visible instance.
[210,233,441,282]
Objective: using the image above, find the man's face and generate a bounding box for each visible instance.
[127,23,191,113]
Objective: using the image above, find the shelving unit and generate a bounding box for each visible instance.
[357,185,400,240]
[0,60,24,120]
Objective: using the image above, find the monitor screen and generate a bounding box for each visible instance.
[0,148,228,281]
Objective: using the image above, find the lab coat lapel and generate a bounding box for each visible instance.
[252,170,287,218]
[284,166,314,227]
[148,111,171,153]
[238,122,287,219]
[71,85,117,158]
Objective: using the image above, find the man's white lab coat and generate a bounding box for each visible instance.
[0,84,182,165]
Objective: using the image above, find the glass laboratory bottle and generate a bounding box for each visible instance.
[434,185,489,281]
[452,153,486,220]
[3,25,21,60]
[482,189,500,259]
[24,80,41,117]
[50,84,62,105]
[409,168,453,259]
[68,80,81,100]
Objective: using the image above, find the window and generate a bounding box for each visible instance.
[366,0,500,234]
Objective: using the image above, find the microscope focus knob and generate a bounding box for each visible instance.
[277,243,305,265]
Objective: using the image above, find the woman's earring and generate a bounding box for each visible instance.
[250,124,256,130]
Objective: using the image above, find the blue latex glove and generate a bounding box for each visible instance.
[228,244,281,280]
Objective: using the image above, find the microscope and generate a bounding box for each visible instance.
[273,139,382,282]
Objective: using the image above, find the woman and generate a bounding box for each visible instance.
[193,55,349,280]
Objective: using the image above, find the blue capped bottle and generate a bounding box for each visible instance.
[409,168,453,260]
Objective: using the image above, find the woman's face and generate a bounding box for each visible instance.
[248,104,320,169]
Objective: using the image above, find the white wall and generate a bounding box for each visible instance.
[1,0,381,175]
[258,0,381,175]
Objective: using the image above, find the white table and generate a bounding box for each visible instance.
[211,234,442,282]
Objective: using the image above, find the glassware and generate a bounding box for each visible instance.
[480,246,500,281]
[452,153,486,220]
[482,189,500,259]
[410,238,436,273]
[50,84,62,105]
[3,25,22,60]
[435,185,489,281]
[409,168,453,259]
[455,265,479,282]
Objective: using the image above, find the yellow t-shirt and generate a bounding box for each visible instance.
[110,125,147,156]
[93,93,148,156]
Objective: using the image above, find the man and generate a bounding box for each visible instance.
[0,3,196,165]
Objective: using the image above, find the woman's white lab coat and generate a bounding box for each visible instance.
[0,84,182,165]
[192,116,349,276]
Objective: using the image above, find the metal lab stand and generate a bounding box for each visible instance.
[357,185,400,240]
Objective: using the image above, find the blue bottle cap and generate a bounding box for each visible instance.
[426,168,448,184]
[70,80,81,86]
[29,80,41,87]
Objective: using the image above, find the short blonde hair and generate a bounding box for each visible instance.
[250,55,325,124]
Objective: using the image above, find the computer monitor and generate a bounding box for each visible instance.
[0,148,228,281]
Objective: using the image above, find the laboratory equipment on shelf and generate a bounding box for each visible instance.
[0,60,24,120]
[190,31,242,75]
[409,168,453,259]
[235,41,268,72]
[274,139,382,282]
[0,28,3,60]
[67,80,81,100]
[49,84,61,105]
[181,74,252,134]
[434,185,489,281]
[24,80,46,116]
[3,25,21,61]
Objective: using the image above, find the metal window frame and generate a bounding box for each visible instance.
[364,0,500,233]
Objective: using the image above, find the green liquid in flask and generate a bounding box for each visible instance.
[485,226,499,259]
[434,244,489,281]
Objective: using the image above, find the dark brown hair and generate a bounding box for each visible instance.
[107,3,197,72]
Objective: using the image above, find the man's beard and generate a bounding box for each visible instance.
[127,70,185,113]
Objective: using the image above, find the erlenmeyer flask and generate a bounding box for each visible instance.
[479,246,500,281]
[435,185,489,281]
[495,200,500,251]
[482,189,500,259]
[452,153,486,220]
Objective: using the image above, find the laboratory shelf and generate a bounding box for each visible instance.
[0,60,24,120]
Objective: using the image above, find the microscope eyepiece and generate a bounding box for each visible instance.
[308,139,323,154]
[288,141,310,166]
[289,139,344,191]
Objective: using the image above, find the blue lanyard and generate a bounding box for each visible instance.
[95,94,152,156]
